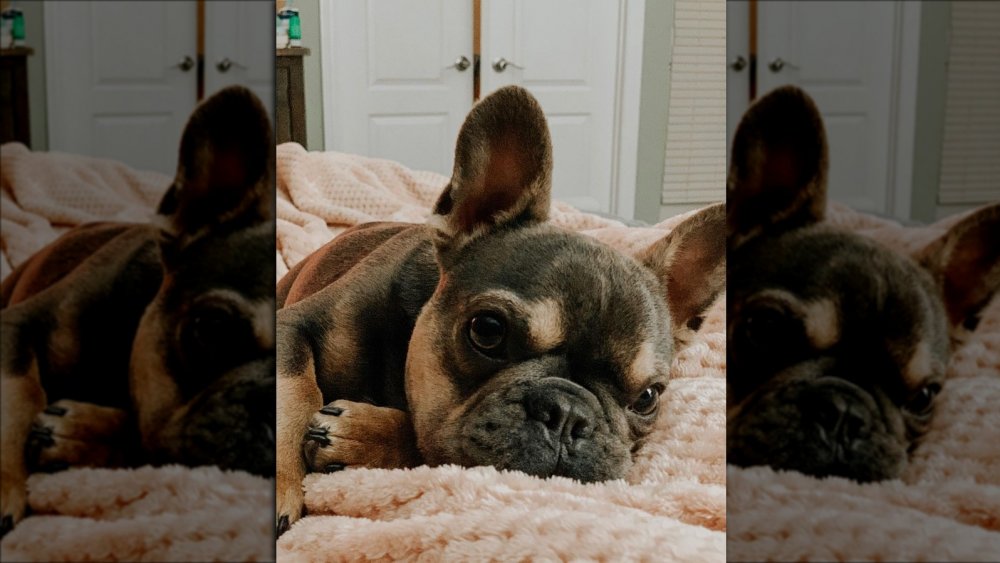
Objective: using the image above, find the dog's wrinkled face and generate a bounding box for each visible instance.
[130,87,275,476]
[726,86,1000,482]
[405,86,726,482]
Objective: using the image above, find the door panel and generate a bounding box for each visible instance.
[204,0,275,118]
[325,0,473,175]
[757,1,896,214]
[45,1,198,175]
[482,0,620,213]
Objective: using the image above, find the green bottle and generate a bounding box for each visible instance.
[287,8,301,48]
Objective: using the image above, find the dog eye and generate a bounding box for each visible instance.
[629,386,662,416]
[468,313,506,354]
[181,306,252,363]
[740,306,801,350]
[906,383,942,415]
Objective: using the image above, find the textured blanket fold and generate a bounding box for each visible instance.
[274,143,727,561]
[1,143,273,562]
[0,467,273,562]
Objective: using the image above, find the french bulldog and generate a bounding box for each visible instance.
[726,85,1000,482]
[274,85,727,534]
[0,86,276,537]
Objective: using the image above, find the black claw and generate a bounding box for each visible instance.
[40,461,69,473]
[324,463,345,473]
[319,406,343,416]
[305,428,330,445]
[276,514,289,537]
[29,427,55,448]
[0,515,12,538]
[44,405,68,416]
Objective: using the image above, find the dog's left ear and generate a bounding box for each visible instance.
[916,202,1000,338]
[156,86,273,252]
[429,85,552,261]
[639,203,726,347]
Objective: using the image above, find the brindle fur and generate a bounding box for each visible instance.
[275,86,727,534]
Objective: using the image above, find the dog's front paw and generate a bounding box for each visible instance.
[275,468,305,537]
[303,400,421,473]
[0,472,27,538]
[26,400,132,472]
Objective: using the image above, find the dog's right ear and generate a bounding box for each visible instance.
[728,86,828,249]
[429,85,552,260]
[156,86,274,256]
[916,202,1000,342]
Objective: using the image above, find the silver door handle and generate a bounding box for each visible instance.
[216,58,246,72]
[174,56,195,72]
[492,57,524,72]
[450,56,471,71]
[768,57,798,72]
[729,55,747,72]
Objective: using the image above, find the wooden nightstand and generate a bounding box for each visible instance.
[0,46,33,147]
[276,47,310,147]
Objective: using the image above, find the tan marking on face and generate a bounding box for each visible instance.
[130,302,182,449]
[525,298,564,350]
[802,298,839,350]
[629,341,659,388]
[252,299,275,349]
[405,305,458,462]
[198,289,274,350]
[472,290,564,351]
[905,340,938,387]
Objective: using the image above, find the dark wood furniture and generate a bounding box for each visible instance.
[0,47,33,147]
[276,47,310,147]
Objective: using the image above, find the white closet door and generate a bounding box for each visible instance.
[757,1,896,214]
[323,0,474,176]
[45,1,198,175]
[204,0,275,120]
[480,0,621,214]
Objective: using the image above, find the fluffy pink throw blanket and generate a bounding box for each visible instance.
[275,143,727,561]
[0,143,273,562]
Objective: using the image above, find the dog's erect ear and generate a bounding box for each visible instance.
[639,203,726,348]
[917,202,1000,339]
[728,86,828,250]
[156,86,273,251]
[429,85,552,257]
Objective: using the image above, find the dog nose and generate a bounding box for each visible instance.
[812,393,872,445]
[525,392,595,445]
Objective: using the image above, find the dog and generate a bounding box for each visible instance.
[0,86,276,536]
[725,85,1000,482]
[274,85,727,534]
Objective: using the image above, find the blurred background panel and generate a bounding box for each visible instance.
[1,0,273,175]
[727,0,1000,223]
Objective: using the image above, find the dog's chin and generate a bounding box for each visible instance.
[728,430,907,483]
[149,357,276,476]
[727,409,909,483]
[420,413,632,484]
